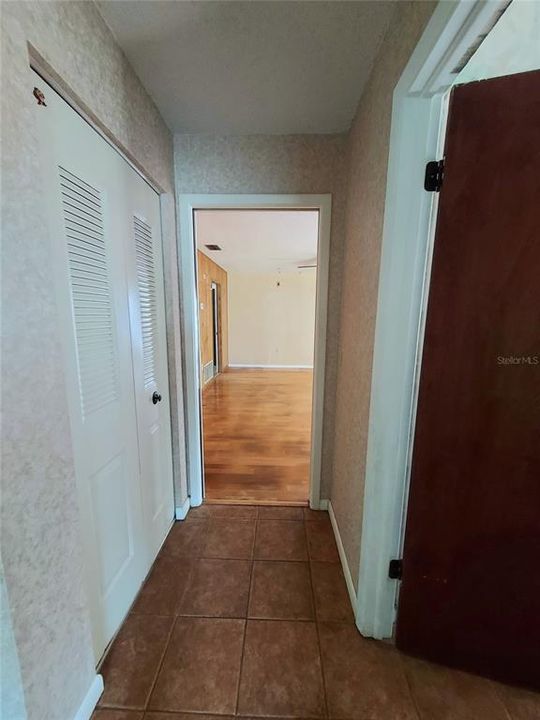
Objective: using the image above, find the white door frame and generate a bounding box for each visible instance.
[356,0,508,639]
[177,194,332,509]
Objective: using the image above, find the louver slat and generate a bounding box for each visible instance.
[133,217,158,390]
[59,166,119,418]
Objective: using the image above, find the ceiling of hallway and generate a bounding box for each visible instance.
[195,210,319,273]
[97,1,394,134]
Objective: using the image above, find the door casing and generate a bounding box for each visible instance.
[355,0,509,638]
[178,195,332,510]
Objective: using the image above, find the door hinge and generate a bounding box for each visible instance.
[388,558,403,580]
[424,159,444,192]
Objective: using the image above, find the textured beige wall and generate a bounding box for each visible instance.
[228,270,317,367]
[175,134,347,497]
[330,1,436,587]
[1,2,186,718]
[1,560,26,720]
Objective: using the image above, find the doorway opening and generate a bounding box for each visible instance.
[211,281,220,376]
[195,208,319,505]
[178,194,331,511]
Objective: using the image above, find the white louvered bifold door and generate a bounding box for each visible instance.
[124,174,174,561]
[35,71,172,660]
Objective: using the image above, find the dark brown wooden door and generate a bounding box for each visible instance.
[396,70,540,689]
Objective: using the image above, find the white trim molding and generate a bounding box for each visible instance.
[328,501,357,613]
[73,674,103,720]
[356,0,508,639]
[175,497,190,521]
[177,194,332,511]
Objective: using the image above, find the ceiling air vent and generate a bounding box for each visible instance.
[205,244,221,251]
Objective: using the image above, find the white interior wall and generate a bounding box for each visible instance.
[228,270,317,368]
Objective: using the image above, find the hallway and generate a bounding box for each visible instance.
[203,370,312,504]
[4,2,540,718]
[94,506,539,720]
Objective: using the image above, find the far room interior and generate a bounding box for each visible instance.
[195,209,319,505]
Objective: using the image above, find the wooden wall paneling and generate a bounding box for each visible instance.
[197,250,228,382]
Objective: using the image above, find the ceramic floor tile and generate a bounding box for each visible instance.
[95,504,533,720]
[99,614,173,710]
[304,508,331,524]
[494,682,540,720]
[145,714,235,720]
[203,519,256,559]
[131,555,192,616]
[311,561,354,623]
[306,520,339,562]
[208,504,258,520]
[186,504,213,519]
[254,519,308,561]
[319,622,418,719]
[148,617,245,714]
[249,561,314,620]
[179,558,251,618]
[403,655,512,720]
[258,505,304,520]
[91,711,143,720]
[160,519,208,558]
[237,619,325,718]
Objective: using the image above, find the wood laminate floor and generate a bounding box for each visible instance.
[202,369,313,504]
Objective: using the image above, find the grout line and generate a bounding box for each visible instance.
[143,614,178,712]
[188,553,333,564]
[398,653,424,720]
[141,709,324,718]
[237,614,316,623]
[174,554,196,617]
[304,518,330,720]
[234,510,258,715]
[134,611,361,625]
[106,506,335,717]
[489,680,515,720]
[233,615,248,718]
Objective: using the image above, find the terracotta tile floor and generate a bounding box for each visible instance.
[94,505,540,720]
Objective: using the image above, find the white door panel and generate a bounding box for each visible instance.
[125,177,175,559]
[34,71,174,659]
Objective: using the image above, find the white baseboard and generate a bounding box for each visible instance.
[328,500,357,615]
[73,674,103,720]
[175,497,190,520]
[317,498,329,511]
[228,364,314,370]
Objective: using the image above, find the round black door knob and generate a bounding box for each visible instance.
[152,391,162,404]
